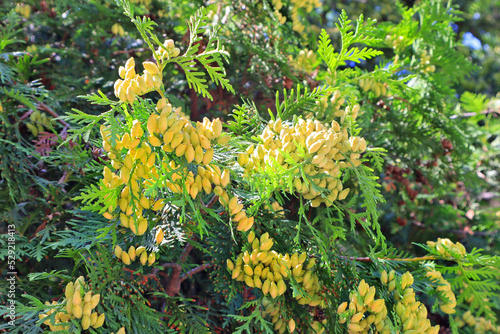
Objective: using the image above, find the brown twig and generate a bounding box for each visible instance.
[141,196,221,296]
[450,108,500,119]
[206,194,219,208]
[340,255,437,263]
[179,242,193,264]
[111,48,149,56]
[162,263,183,297]
[19,109,34,121]
[37,102,70,128]
[180,263,212,282]
[200,194,220,215]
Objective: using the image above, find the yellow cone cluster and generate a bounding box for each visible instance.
[426,238,466,259]
[425,269,456,314]
[380,269,396,292]
[417,51,436,74]
[131,0,152,5]
[456,311,500,334]
[114,57,162,104]
[289,49,318,73]
[154,39,181,61]
[147,103,228,165]
[271,0,286,24]
[390,272,439,334]
[314,90,359,123]
[227,232,322,306]
[100,123,163,236]
[337,279,391,334]
[240,117,366,207]
[260,298,298,333]
[271,0,321,33]
[359,78,387,97]
[166,162,224,198]
[26,109,52,137]
[39,276,105,331]
[15,3,31,18]
[263,201,284,218]
[114,245,156,266]
[291,0,321,33]
[111,23,125,36]
[340,273,440,334]
[227,195,255,231]
[39,301,74,332]
[100,90,234,232]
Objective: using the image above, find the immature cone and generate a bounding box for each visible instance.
[289,319,296,333]
[147,252,156,265]
[140,251,148,265]
[93,313,105,329]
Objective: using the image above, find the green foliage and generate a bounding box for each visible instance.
[1,0,499,333]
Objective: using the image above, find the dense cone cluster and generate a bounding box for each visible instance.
[239,117,366,207]
[271,0,321,33]
[457,311,500,334]
[314,90,357,122]
[261,298,296,334]
[260,298,326,334]
[359,78,387,97]
[112,39,181,105]
[382,272,439,334]
[227,195,254,231]
[337,279,391,334]
[425,269,456,314]
[100,121,162,236]
[111,23,125,36]
[227,232,323,306]
[101,97,233,231]
[147,101,229,161]
[338,272,440,334]
[39,276,105,331]
[114,245,156,266]
[26,109,52,137]
[427,238,466,259]
[380,269,396,292]
[393,272,439,334]
[289,49,318,73]
[154,39,181,60]
[114,57,162,104]
[15,3,31,18]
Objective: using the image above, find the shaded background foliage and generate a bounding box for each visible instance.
[0,0,499,333]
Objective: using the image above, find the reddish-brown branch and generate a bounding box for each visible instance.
[180,263,212,282]
[37,102,70,128]
[151,238,207,296]
[179,242,193,264]
[200,194,219,215]
[340,255,437,263]
[19,109,34,122]
[206,195,219,208]
[450,108,500,119]
[161,263,183,297]
[111,48,149,56]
